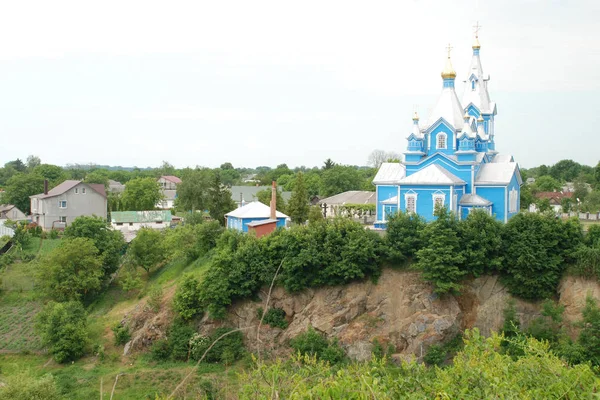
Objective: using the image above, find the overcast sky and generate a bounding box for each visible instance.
[1,0,598,169]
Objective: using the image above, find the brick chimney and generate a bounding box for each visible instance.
[44,179,48,195]
[270,181,277,220]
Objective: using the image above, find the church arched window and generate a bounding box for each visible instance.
[471,80,476,91]
[437,133,447,150]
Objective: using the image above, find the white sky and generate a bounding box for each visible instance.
[1,0,599,169]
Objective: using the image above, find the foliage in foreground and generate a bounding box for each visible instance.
[0,371,60,400]
[237,330,600,399]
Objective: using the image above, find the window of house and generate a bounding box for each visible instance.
[509,188,518,212]
[156,221,163,224]
[82,188,86,194]
[433,194,445,212]
[75,188,79,194]
[129,222,133,226]
[58,200,67,209]
[59,216,67,223]
[116,222,123,226]
[437,133,447,149]
[405,195,417,213]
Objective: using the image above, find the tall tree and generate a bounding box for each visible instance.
[121,177,162,210]
[287,172,310,224]
[26,155,41,170]
[33,164,68,187]
[3,173,45,213]
[176,168,213,212]
[367,150,387,168]
[257,188,286,213]
[323,158,336,170]
[208,172,236,225]
[320,165,362,197]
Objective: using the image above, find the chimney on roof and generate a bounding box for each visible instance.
[270,181,277,220]
[44,180,48,195]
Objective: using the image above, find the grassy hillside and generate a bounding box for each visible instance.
[0,236,222,398]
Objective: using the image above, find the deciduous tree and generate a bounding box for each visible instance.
[121,177,162,210]
[37,237,104,301]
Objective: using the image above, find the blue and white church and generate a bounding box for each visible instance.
[373,34,521,228]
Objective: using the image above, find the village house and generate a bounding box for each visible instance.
[110,210,172,231]
[157,175,181,209]
[529,191,574,213]
[30,180,107,230]
[226,183,288,236]
[0,204,27,222]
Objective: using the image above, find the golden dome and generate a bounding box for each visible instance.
[473,36,481,50]
[477,115,484,122]
[441,55,457,79]
[412,111,419,121]
[464,112,470,121]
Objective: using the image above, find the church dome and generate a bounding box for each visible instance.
[472,36,481,50]
[441,56,457,79]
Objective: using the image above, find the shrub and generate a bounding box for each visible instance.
[386,211,426,264]
[35,301,89,363]
[112,323,131,346]
[416,207,465,294]
[199,219,386,319]
[49,229,59,239]
[257,307,288,329]
[173,274,202,320]
[290,326,345,364]
[571,245,600,280]
[501,213,573,300]
[147,286,163,312]
[423,344,446,366]
[169,322,195,361]
[459,209,503,277]
[191,327,246,364]
[150,339,171,362]
[0,372,60,400]
[577,296,600,366]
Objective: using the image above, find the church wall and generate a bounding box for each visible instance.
[400,185,454,222]
[474,186,506,222]
[376,185,399,222]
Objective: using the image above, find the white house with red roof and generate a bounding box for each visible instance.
[30,180,107,230]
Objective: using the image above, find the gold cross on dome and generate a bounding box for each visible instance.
[446,43,453,58]
[473,21,482,38]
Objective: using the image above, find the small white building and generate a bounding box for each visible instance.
[110,210,172,232]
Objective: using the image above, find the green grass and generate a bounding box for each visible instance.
[1,259,38,291]
[0,291,43,351]
[0,352,243,399]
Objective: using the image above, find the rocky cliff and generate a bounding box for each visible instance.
[196,269,600,361]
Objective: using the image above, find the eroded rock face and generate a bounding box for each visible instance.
[208,270,600,361]
[207,270,463,361]
[126,269,600,361]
